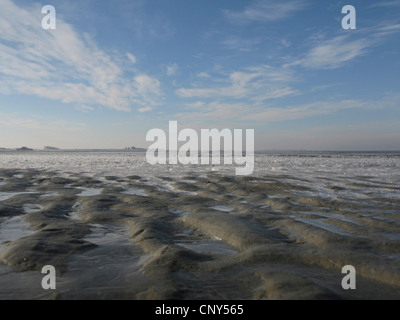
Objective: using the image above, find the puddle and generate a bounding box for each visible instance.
[0,192,36,202]
[178,240,237,255]
[175,230,237,256]
[76,187,103,197]
[363,208,400,215]
[298,211,364,226]
[293,217,353,237]
[225,193,245,198]
[60,222,151,299]
[84,223,132,246]
[23,204,43,214]
[68,212,81,221]
[268,195,286,199]
[379,233,400,241]
[362,215,400,224]
[388,254,400,261]
[13,174,24,179]
[249,180,274,184]
[41,192,61,198]
[240,201,265,207]
[169,208,192,216]
[68,203,83,221]
[0,216,35,251]
[121,188,148,197]
[210,205,234,213]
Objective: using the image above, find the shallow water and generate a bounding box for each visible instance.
[210,205,234,213]
[0,192,35,202]
[121,188,148,197]
[22,204,43,214]
[0,216,35,251]
[291,217,354,237]
[175,230,237,256]
[76,187,103,197]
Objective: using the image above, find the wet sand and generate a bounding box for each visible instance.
[0,168,399,299]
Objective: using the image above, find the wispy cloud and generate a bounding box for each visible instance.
[242,100,368,122]
[0,0,161,112]
[138,106,153,113]
[197,72,210,78]
[221,36,263,51]
[185,101,206,109]
[224,0,307,24]
[76,105,95,113]
[175,102,252,126]
[166,63,179,76]
[373,23,400,37]
[290,35,371,69]
[288,20,400,70]
[126,53,137,64]
[0,113,86,131]
[175,94,400,127]
[368,1,400,8]
[176,65,297,101]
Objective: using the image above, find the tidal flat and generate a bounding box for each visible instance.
[0,166,399,300]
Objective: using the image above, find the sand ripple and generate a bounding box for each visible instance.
[0,168,399,299]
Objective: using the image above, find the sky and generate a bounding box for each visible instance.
[0,0,399,150]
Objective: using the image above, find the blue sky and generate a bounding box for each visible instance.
[0,0,399,150]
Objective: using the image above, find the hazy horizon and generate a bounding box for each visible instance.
[1,146,400,153]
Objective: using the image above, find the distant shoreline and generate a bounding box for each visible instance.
[0,148,147,153]
[0,149,400,155]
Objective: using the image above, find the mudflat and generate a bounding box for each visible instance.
[0,167,399,299]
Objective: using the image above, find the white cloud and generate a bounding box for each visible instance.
[0,113,86,132]
[251,87,300,101]
[221,36,263,51]
[176,65,296,101]
[126,53,137,64]
[224,0,307,24]
[175,99,377,126]
[138,106,153,113]
[281,39,292,48]
[242,100,367,122]
[374,23,400,37]
[166,63,179,76]
[197,72,210,78]
[289,22,400,70]
[292,35,371,69]
[0,0,161,112]
[175,102,251,125]
[368,1,400,8]
[185,101,206,109]
[76,105,95,113]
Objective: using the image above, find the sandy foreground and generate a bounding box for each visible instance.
[0,168,399,300]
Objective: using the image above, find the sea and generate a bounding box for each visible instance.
[0,150,399,200]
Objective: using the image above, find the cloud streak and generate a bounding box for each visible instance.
[224,0,307,24]
[0,113,86,131]
[176,65,297,101]
[290,35,371,69]
[0,0,161,112]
